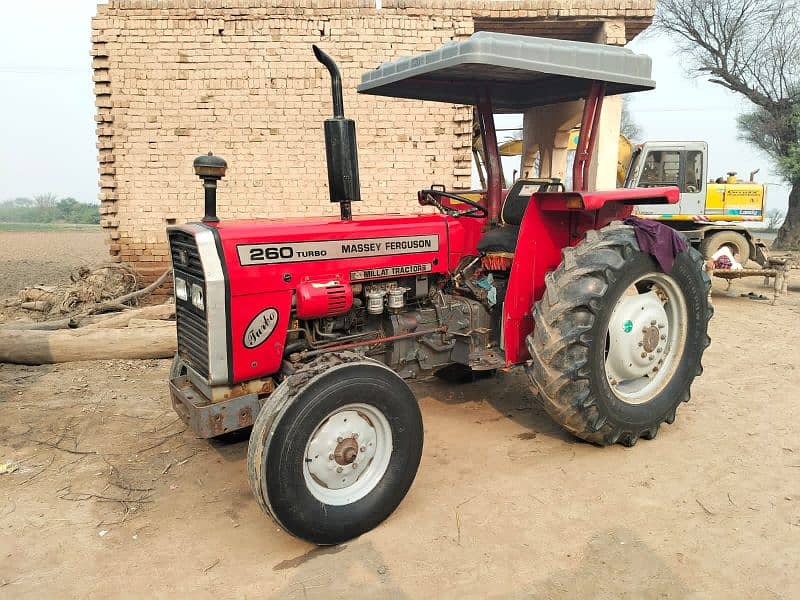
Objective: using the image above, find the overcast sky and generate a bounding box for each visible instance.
[0,0,789,214]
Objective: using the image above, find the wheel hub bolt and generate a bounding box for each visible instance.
[653,367,659,372]
[337,436,343,443]
[650,320,657,325]
[360,446,366,452]
[656,348,662,353]
[661,334,666,340]
[353,433,359,439]
[649,355,655,361]
[352,463,358,469]
[336,466,343,473]
[641,351,647,358]
[329,453,334,461]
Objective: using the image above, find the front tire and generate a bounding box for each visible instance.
[527,223,712,447]
[247,353,423,544]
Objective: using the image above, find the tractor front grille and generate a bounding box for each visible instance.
[168,230,209,379]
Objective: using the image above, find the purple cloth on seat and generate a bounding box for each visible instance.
[623,216,688,273]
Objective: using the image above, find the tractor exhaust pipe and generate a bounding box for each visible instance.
[313,45,361,221]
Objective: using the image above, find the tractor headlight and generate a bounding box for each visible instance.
[191,283,204,311]
[175,277,188,301]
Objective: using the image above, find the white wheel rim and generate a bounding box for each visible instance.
[604,272,688,405]
[303,402,392,506]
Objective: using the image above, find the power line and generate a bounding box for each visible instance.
[633,106,744,113]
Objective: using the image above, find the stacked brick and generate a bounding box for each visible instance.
[91,0,655,284]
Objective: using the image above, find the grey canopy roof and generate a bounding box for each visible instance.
[357,32,655,110]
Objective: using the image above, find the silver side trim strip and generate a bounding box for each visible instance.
[169,224,229,385]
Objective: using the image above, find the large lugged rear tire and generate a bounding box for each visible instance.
[247,352,423,545]
[526,222,712,447]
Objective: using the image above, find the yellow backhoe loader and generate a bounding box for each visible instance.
[624,140,768,265]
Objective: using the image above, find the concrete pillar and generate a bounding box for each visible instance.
[520,100,583,183]
[520,19,626,190]
[587,19,626,191]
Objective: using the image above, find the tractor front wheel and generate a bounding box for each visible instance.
[527,222,712,447]
[247,353,423,544]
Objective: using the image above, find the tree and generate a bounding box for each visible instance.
[33,192,57,209]
[12,197,33,208]
[656,0,800,249]
[765,207,786,230]
[0,195,99,224]
[620,96,644,142]
[33,192,58,222]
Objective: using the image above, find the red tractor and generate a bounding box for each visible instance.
[168,33,712,545]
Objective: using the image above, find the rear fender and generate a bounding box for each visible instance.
[502,186,679,365]
[538,186,679,211]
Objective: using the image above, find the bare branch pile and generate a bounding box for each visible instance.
[0,265,177,364]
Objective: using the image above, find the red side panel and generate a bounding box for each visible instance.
[503,200,570,365]
[229,290,293,381]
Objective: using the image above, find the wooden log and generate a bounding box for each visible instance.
[20,300,51,312]
[0,303,175,331]
[0,317,77,331]
[0,325,177,365]
[19,288,54,302]
[84,304,175,329]
[127,318,175,328]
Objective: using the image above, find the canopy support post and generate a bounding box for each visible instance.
[572,80,606,191]
[477,93,502,225]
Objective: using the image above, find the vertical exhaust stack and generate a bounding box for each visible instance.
[313,45,361,221]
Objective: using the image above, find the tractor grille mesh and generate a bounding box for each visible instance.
[168,230,209,378]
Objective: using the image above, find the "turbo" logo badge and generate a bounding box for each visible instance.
[243,308,279,349]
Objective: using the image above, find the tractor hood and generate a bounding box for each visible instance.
[206,212,483,297]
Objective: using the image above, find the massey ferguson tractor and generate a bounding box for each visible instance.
[168,33,712,545]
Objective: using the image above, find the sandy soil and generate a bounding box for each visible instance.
[0,236,799,598]
[0,229,107,298]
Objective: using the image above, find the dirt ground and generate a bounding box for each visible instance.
[1,233,799,598]
[0,229,106,299]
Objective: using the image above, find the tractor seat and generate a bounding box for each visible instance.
[477,225,520,254]
[477,178,562,255]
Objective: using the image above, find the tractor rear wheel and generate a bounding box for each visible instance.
[247,352,423,545]
[526,222,712,447]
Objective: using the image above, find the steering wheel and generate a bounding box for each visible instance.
[418,188,488,218]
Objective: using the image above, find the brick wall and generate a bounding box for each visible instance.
[92,0,655,283]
